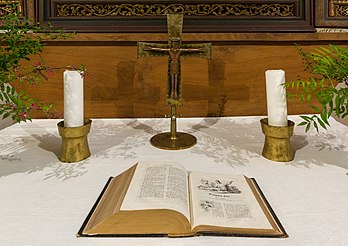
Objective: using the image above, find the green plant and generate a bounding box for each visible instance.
[0,6,85,124]
[286,44,348,132]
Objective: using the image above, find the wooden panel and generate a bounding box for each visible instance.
[36,0,314,32]
[315,0,348,27]
[25,32,348,119]
[0,0,21,16]
[0,0,37,20]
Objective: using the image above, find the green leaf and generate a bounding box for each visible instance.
[2,112,10,120]
[319,46,332,54]
[300,115,311,122]
[298,121,308,126]
[3,93,9,101]
[313,121,319,132]
[320,111,329,125]
[9,94,17,104]
[305,122,311,132]
[22,94,30,100]
[327,108,333,119]
[317,118,327,130]
[311,105,321,113]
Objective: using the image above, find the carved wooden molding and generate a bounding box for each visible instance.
[0,0,21,16]
[55,3,296,18]
[34,0,313,32]
[329,0,348,17]
[316,0,348,27]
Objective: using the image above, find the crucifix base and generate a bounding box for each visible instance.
[150,132,197,150]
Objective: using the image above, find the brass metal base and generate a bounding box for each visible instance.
[57,119,92,163]
[260,118,295,162]
[150,132,197,150]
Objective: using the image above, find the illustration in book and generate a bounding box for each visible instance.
[197,179,241,194]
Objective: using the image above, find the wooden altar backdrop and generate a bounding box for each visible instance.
[2,1,348,118]
[26,33,348,119]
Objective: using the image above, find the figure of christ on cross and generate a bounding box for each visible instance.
[136,13,211,149]
[143,39,207,103]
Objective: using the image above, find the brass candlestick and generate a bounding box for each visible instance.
[57,119,92,163]
[260,118,295,162]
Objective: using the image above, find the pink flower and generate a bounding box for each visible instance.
[30,103,38,109]
[14,66,21,72]
[35,62,42,68]
[20,112,27,120]
[47,68,54,77]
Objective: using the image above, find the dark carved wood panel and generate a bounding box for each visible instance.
[0,0,37,19]
[328,0,348,17]
[316,0,348,27]
[0,0,21,15]
[34,0,314,32]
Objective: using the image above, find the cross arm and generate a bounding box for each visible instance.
[180,43,212,59]
[137,42,170,58]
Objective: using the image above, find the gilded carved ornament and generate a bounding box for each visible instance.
[0,0,21,16]
[330,0,348,17]
[55,3,295,17]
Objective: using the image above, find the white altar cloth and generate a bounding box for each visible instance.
[0,116,347,246]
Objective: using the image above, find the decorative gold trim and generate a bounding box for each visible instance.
[0,0,21,16]
[0,0,19,3]
[330,0,348,17]
[56,3,295,18]
[331,0,348,2]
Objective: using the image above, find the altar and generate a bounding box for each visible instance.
[0,115,347,245]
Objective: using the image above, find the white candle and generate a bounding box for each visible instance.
[265,70,288,127]
[64,70,84,127]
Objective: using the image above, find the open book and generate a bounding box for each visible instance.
[78,162,287,238]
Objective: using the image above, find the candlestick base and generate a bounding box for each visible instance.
[57,119,92,163]
[150,132,197,150]
[260,118,295,162]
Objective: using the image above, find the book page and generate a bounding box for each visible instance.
[189,172,273,230]
[121,162,190,221]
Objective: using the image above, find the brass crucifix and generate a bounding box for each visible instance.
[138,14,211,150]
